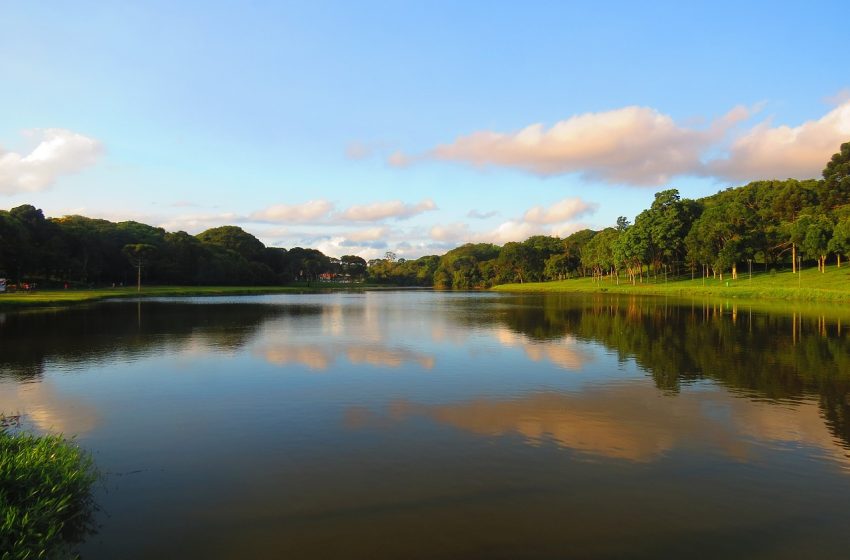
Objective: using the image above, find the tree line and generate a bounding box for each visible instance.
[369,141,850,287]
[0,210,367,286]
[2,142,848,289]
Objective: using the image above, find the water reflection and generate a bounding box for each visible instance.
[0,302,317,379]
[494,327,591,370]
[256,343,434,370]
[0,380,99,435]
[347,384,849,467]
[3,292,850,559]
[470,295,850,450]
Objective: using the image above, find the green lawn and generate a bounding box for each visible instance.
[0,283,380,309]
[493,265,850,303]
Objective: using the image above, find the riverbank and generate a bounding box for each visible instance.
[492,266,850,303]
[0,283,384,310]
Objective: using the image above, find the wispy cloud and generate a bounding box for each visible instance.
[387,150,413,168]
[466,209,498,219]
[250,200,335,223]
[345,141,373,160]
[0,128,103,195]
[337,198,437,221]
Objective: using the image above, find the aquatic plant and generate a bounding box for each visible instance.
[1,420,97,560]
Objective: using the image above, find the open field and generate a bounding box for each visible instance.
[493,265,850,303]
[0,283,380,309]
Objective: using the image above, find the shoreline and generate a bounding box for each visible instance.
[491,266,850,304]
[0,284,393,310]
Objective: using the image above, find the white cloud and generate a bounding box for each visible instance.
[250,200,335,223]
[474,220,543,244]
[0,128,103,195]
[405,106,750,186]
[705,100,850,182]
[523,197,597,224]
[385,98,850,186]
[429,196,597,246]
[344,226,390,242]
[314,236,388,261]
[338,198,437,221]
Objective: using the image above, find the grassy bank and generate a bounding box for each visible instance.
[0,283,384,310]
[1,420,97,560]
[493,265,850,303]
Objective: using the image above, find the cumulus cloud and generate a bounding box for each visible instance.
[705,100,850,182]
[386,98,850,186]
[403,106,749,186]
[430,219,570,246]
[523,197,597,224]
[338,198,437,221]
[314,236,388,260]
[475,220,544,244]
[250,200,335,223]
[0,128,103,195]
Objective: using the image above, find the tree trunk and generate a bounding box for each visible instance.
[792,243,797,273]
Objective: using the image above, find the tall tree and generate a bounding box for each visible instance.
[820,141,850,211]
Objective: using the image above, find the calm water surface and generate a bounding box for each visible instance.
[2,291,850,559]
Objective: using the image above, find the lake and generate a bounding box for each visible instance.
[2,291,850,559]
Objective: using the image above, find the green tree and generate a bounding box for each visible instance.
[196,226,265,262]
[828,217,850,267]
[804,215,833,272]
[820,141,850,211]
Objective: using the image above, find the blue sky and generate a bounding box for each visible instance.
[1,1,849,258]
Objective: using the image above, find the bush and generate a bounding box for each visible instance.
[1,425,97,560]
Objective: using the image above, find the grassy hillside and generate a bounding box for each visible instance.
[493,264,850,303]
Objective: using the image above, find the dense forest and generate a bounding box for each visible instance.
[0,211,367,287]
[1,142,848,289]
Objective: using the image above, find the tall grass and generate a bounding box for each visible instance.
[1,420,97,560]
